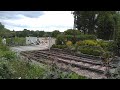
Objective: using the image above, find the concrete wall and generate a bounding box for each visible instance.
[26,37,37,45]
[26,37,56,47]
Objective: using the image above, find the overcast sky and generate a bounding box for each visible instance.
[0,11,74,32]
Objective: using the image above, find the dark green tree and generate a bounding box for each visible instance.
[73,11,117,40]
[73,11,98,34]
[0,22,5,30]
[64,29,81,35]
[96,11,116,40]
[51,30,61,38]
[39,31,45,37]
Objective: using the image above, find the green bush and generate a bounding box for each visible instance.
[2,51,16,60]
[57,45,67,49]
[52,44,67,49]
[14,37,26,46]
[78,46,103,56]
[0,59,46,79]
[6,37,26,46]
[76,35,97,41]
[92,50,102,56]
[8,60,45,79]
[76,41,81,46]
[78,39,109,48]
[0,44,9,51]
[107,41,117,52]
[56,35,66,45]
[65,72,86,79]
[65,35,73,42]
[0,37,2,44]
[0,64,14,79]
[81,40,98,46]
[56,34,97,45]
[64,29,82,35]
[43,63,86,79]
[66,41,73,47]
[97,40,109,49]
[51,44,56,48]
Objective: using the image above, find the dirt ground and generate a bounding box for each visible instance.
[10,45,49,52]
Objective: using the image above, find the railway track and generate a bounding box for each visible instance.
[34,50,102,65]
[41,49,117,68]
[20,50,114,79]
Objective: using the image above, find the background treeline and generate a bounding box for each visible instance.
[0,23,61,38]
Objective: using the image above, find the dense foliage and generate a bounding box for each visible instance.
[51,30,61,38]
[52,39,111,56]
[73,11,118,40]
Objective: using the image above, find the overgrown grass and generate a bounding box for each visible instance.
[6,60,45,79]
[0,58,86,79]
[0,43,86,79]
[6,37,26,46]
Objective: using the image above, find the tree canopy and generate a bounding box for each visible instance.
[73,11,118,40]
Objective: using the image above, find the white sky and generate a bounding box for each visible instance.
[1,11,74,32]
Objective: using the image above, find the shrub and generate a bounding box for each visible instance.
[78,45,103,56]
[97,40,109,49]
[76,35,97,41]
[81,40,98,46]
[43,62,86,79]
[0,64,14,79]
[74,41,81,51]
[0,37,2,44]
[76,41,81,46]
[0,44,9,51]
[65,35,73,42]
[107,41,118,54]
[92,50,102,56]
[65,72,86,79]
[64,29,82,35]
[76,40,109,51]
[58,45,67,49]
[51,44,67,49]
[2,51,16,60]
[51,44,56,48]
[51,30,61,38]
[6,37,26,46]
[14,37,26,46]
[66,41,72,47]
[56,35,66,45]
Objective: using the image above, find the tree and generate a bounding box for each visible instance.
[39,31,45,37]
[64,29,81,35]
[0,22,11,38]
[96,11,116,40]
[73,11,98,34]
[114,14,120,56]
[73,11,118,40]
[33,30,39,37]
[21,29,30,37]
[51,30,61,38]
[107,12,120,56]
[0,22,5,30]
[64,29,82,44]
